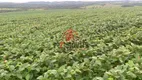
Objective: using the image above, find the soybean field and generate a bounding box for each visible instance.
[0,7,142,80]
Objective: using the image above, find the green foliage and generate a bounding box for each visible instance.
[0,7,142,80]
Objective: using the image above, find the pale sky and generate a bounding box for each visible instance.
[0,0,122,3]
[0,0,101,3]
[0,0,139,3]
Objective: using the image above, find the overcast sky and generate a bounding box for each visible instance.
[0,0,139,3]
[0,0,103,3]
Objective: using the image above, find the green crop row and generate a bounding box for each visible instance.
[0,7,142,80]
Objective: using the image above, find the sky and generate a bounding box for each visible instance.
[0,0,106,3]
[0,0,139,3]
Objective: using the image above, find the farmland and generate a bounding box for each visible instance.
[0,7,142,80]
